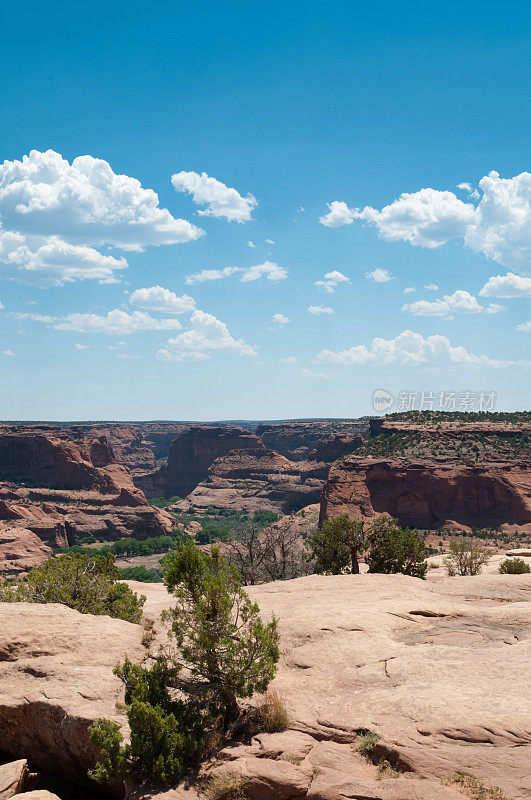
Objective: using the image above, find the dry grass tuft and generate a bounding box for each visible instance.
[356,731,379,757]
[257,689,290,732]
[376,760,401,780]
[445,772,509,800]
[203,773,249,800]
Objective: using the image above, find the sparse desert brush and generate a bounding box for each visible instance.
[376,760,400,780]
[499,558,530,574]
[258,689,290,732]
[356,731,379,756]
[203,773,249,800]
[444,539,490,576]
[445,771,508,800]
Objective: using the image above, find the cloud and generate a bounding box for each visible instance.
[404,286,415,294]
[403,290,504,318]
[0,230,128,286]
[516,321,531,332]
[185,261,287,285]
[116,353,140,359]
[307,304,334,315]
[247,241,256,248]
[315,329,515,368]
[272,313,290,326]
[11,312,55,323]
[281,355,298,363]
[74,342,90,350]
[457,181,480,200]
[129,286,196,315]
[171,170,257,222]
[320,171,531,268]
[301,368,333,379]
[157,310,257,361]
[0,149,203,285]
[424,283,439,291]
[0,299,3,309]
[2,349,14,357]
[265,238,275,245]
[314,270,351,293]
[366,268,394,283]
[479,272,531,298]
[52,310,184,335]
[319,201,357,228]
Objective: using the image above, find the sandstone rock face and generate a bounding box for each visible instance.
[0,428,174,575]
[135,427,266,499]
[320,457,531,528]
[182,450,329,514]
[0,759,34,800]
[255,422,369,461]
[311,435,363,463]
[2,571,529,798]
[135,572,530,800]
[0,602,146,782]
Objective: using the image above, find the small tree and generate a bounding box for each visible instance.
[366,516,427,579]
[498,558,530,575]
[162,541,280,728]
[0,553,144,623]
[310,514,365,574]
[444,538,490,576]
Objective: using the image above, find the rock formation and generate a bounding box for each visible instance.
[310,434,363,462]
[0,428,174,575]
[255,421,369,461]
[320,457,531,528]
[1,570,529,798]
[135,426,265,498]
[320,414,531,529]
[182,449,329,514]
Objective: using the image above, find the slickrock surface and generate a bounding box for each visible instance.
[1,572,529,798]
[136,427,265,499]
[135,572,531,799]
[182,450,328,514]
[0,602,146,781]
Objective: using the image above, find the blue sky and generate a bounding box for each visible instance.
[0,0,529,420]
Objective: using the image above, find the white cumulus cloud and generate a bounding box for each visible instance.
[307,305,334,315]
[516,321,531,332]
[320,171,531,268]
[281,355,298,364]
[315,329,516,368]
[171,170,257,222]
[403,289,504,318]
[319,201,357,228]
[2,349,15,357]
[404,286,415,294]
[366,268,394,283]
[157,310,257,361]
[0,149,203,285]
[272,313,290,326]
[185,261,287,285]
[47,310,184,335]
[479,272,531,298]
[314,270,351,293]
[129,286,196,315]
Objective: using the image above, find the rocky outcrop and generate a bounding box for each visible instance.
[182,449,329,514]
[320,457,531,528]
[135,427,265,498]
[255,421,369,461]
[0,760,38,800]
[311,434,363,463]
[2,571,528,797]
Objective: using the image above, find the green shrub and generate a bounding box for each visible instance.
[498,558,530,574]
[356,731,379,756]
[89,658,204,786]
[444,539,490,576]
[163,541,280,728]
[0,553,144,623]
[366,516,427,579]
[310,514,365,574]
[119,566,163,583]
[89,542,280,787]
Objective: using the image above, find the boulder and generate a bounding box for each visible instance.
[0,760,35,800]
